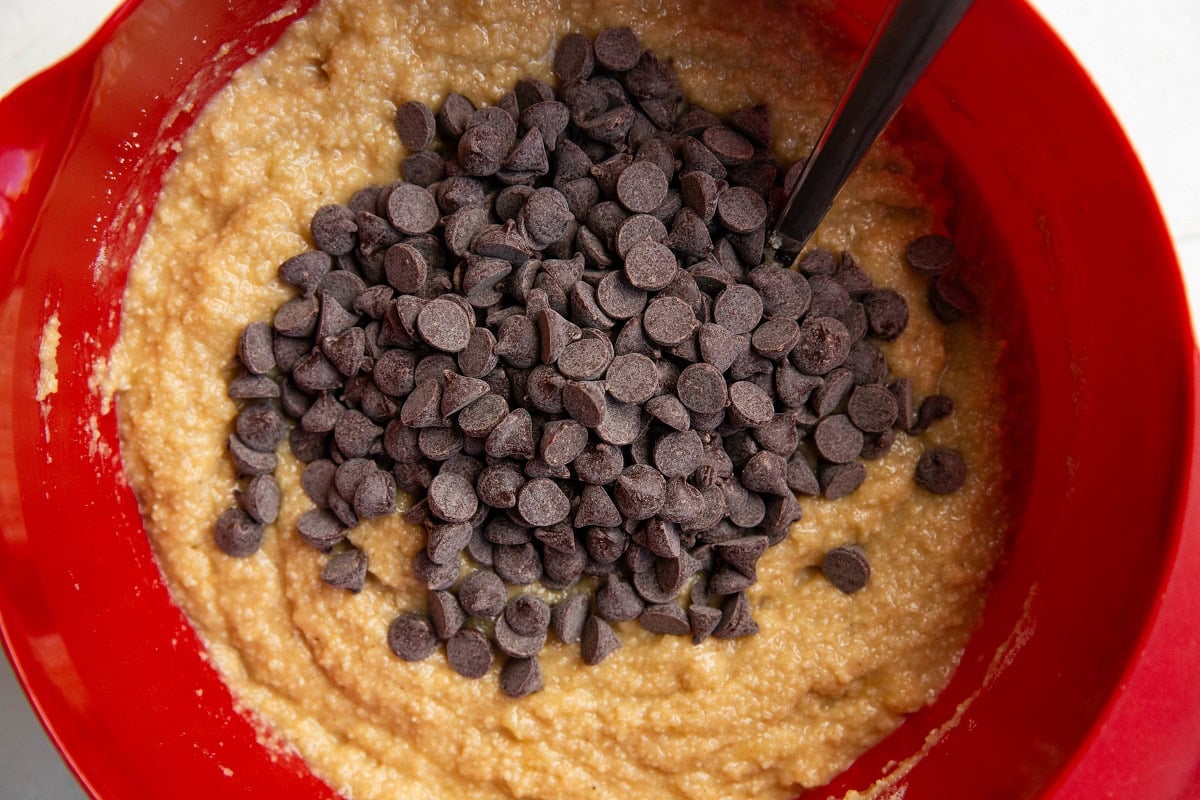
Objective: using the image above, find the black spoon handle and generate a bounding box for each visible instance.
[772,0,975,251]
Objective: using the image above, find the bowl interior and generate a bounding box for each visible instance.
[0,0,1191,798]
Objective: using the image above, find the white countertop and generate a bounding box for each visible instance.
[2,2,1198,798]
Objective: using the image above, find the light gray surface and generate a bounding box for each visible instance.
[1,2,1198,798]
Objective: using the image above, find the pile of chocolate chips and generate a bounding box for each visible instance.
[212,27,972,698]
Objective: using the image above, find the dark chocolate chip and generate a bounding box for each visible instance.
[791,316,851,375]
[624,240,678,291]
[387,612,438,661]
[494,542,543,585]
[311,205,357,256]
[539,419,589,468]
[713,591,759,639]
[596,575,645,623]
[930,274,979,323]
[594,26,641,71]
[639,603,691,635]
[740,450,790,496]
[862,289,909,341]
[214,507,264,557]
[701,126,754,166]
[486,408,535,459]
[716,186,767,234]
[446,628,493,678]
[517,478,570,527]
[321,548,368,592]
[395,100,436,151]
[915,447,967,494]
[459,570,507,618]
[279,251,333,295]
[429,590,465,639]
[499,657,545,701]
[813,414,864,464]
[614,464,666,521]
[296,508,346,551]
[822,545,870,593]
[427,472,479,523]
[652,430,703,479]
[847,384,899,433]
[616,160,669,214]
[906,234,955,275]
[676,363,728,414]
[820,461,867,500]
[558,336,614,380]
[688,605,722,644]
[551,594,590,644]
[228,434,278,476]
[643,296,697,347]
[596,272,648,320]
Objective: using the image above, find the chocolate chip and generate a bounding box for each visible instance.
[595,397,645,446]
[311,205,357,256]
[906,234,955,275]
[353,469,396,518]
[387,612,438,661]
[446,628,493,678]
[710,283,763,336]
[581,615,621,665]
[702,126,754,166]
[517,478,570,527]
[385,183,439,236]
[213,507,264,557]
[862,289,909,341]
[458,570,507,618]
[592,576,643,623]
[749,264,811,320]
[822,545,870,593]
[279,251,333,295]
[427,472,479,523]
[716,186,767,234]
[228,434,278,476]
[792,316,851,375]
[520,187,572,248]
[408,536,459,583]
[639,603,690,635]
[624,240,678,291]
[713,591,759,638]
[812,368,853,418]
[596,272,648,319]
[296,508,346,551]
[567,444,620,488]
[539,419,589,468]
[499,656,543,698]
[237,474,280,525]
[494,542,542,585]
[547,594,587,645]
[643,296,697,347]
[486,408,535,459]
[615,213,668,258]
[321,548,368,592]
[820,461,867,499]
[930,274,978,323]
[740,450,790,496]
[652,430,703,479]
[429,590,465,639]
[645,394,691,431]
[503,594,550,637]
[847,384,898,433]
[594,26,641,71]
[558,336,613,380]
[676,363,728,414]
[688,605,722,644]
[614,464,666,521]
[813,414,864,464]
[915,447,967,494]
[228,372,281,400]
[553,32,595,85]
[616,160,669,214]
[395,100,436,151]
[416,298,472,353]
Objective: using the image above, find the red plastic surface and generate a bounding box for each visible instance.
[0,1,1196,799]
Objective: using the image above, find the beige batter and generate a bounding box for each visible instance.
[108,1,1010,798]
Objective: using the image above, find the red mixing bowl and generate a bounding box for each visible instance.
[1,0,1198,797]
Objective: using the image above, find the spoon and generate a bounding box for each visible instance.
[771,0,975,256]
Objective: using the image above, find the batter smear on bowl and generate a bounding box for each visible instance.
[108,1,1015,798]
